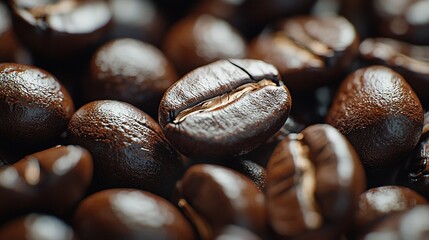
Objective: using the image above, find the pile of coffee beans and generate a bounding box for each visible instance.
[1,0,429,239]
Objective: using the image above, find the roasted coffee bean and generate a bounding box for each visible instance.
[266,124,366,239]
[87,38,177,118]
[359,205,429,240]
[0,214,77,240]
[0,63,74,146]
[109,0,166,46]
[68,100,184,197]
[353,186,427,234]
[248,15,358,92]
[360,38,429,103]
[0,145,93,221]
[372,0,429,45]
[327,65,423,170]
[159,59,291,159]
[177,164,267,238]
[10,0,112,59]
[74,188,196,240]
[163,14,247,75]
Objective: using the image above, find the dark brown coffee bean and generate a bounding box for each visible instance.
[359,205,429,240]
[266,124,366,239]
[0,145,93,221]
[87,38,177,118]
[10,0,112,59]
[74,188,196,240]
[177,164,267,238]
[353,186,427,233]
[372,0,429,45]
[0,214,77,240]
[326,65,423,170]
[360,38,429,102]
[248,15,359,92]
[68,100,184,197]
[163,14,247,75]
[0,63,75,145]
[159,59,291,159]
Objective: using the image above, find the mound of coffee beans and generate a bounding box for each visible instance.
[2,0,429,239]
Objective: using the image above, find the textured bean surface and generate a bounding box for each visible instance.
[159,59,291,159]
[0,63,74,144]
[326,65,423,169]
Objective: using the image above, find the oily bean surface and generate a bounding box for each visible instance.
[326,65,423,169]
[68,100,183,197]
[0,63,74,145]
[159,59,291,159]
[266,124,365,240]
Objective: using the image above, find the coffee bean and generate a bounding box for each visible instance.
[353,186,427,233]
[87,38,177,118]
[0,214,77,240]
[177,164,266,238]
[360,38,429,103]
[159,59,291,159]
[10,0,112,59]
[0,63,74,146]
[249,15,358,92]
[0,145,93,221]
[326,65,423,169]
[266,124,365,239]
[360,205,429,239]
[68,100,184,197]
[163,14,247,75]
[74,188,196,240]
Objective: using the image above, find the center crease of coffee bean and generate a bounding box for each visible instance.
[290,134,323,229]
[172,79,276,124]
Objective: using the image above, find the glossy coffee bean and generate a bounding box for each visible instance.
[163,14,247,75]
[10,0,112,59]
[266,124,366,240]
[0,214,77,240]
[87,38,177,118]
[177,164,267,238]
[326,65,423,169]
[159,59,291,159]
[360,38,429,102]
[249,15,359,92]
[74,188,196,240]
[68,100,183,197]
[360,205,429,240]
[0,63,74,145]
[0,145,93,221]
[353,186,427,234]
[372,0,429,45]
